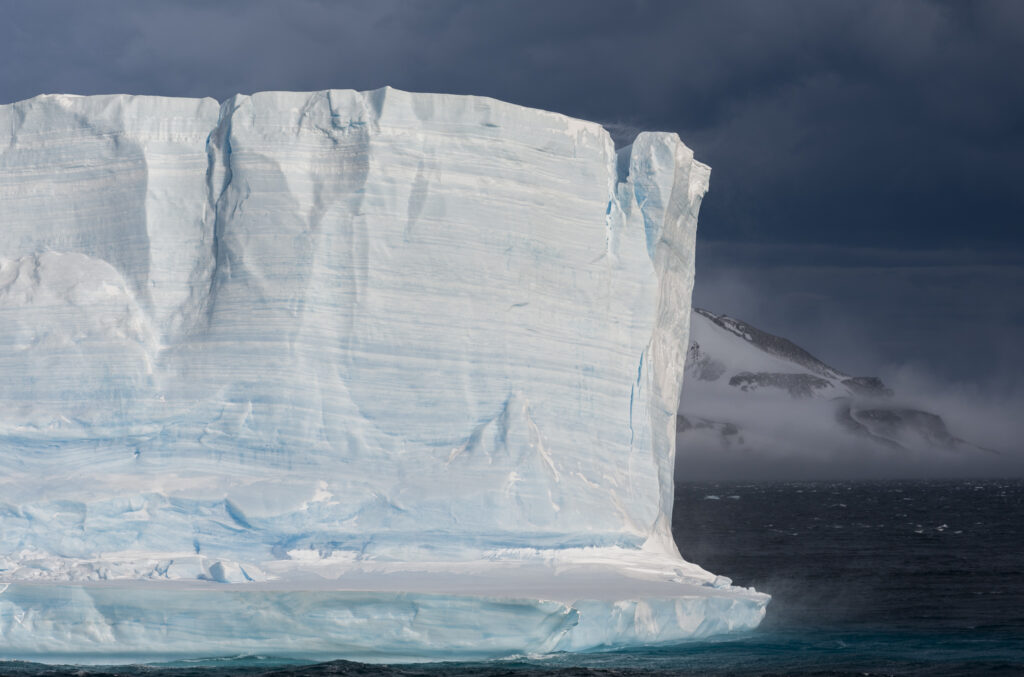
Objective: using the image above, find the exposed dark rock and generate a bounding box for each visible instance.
[685,342,726,381]
[694,308,845,379]
[842,376,894,398]
[833,400,904,450]
[676,414,740,440]
[851,407,960,448]
[728,371,835,398]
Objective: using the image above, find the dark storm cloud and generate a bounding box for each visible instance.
[2,0,1021,246]
[693,243,1024,384]
[1,0,1021,388]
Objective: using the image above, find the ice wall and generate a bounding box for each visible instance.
[0,89,761,660]
[0,88,708,557]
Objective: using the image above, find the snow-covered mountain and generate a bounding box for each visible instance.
[678,308,984,473]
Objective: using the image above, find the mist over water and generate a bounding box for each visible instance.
[676,422,1024,481]
[683,244,1024,481]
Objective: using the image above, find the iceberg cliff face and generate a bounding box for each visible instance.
[0,89,764,660]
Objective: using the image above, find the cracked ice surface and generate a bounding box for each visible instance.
[0,88,766,660]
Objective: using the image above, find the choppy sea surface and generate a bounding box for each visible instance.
[3,480,1022,676]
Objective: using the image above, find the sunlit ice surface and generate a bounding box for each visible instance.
[0,88,765,662]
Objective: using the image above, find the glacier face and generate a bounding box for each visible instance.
[0,88,765,660]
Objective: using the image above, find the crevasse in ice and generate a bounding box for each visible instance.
[0,88,766,662]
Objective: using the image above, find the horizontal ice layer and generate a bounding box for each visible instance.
[0,550,766,662]
[0,576,764,663]
[0,88,764,659]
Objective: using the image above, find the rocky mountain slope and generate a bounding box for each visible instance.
[678,308,986,468]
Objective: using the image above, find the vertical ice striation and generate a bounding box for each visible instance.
[0,88,765,661]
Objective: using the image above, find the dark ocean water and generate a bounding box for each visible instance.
[3,480,1022,676]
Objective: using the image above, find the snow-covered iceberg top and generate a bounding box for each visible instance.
[0,88,764,661]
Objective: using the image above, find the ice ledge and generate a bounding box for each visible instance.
[0,572,767,663]
[0,548,768,662]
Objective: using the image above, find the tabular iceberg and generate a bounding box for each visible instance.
[0,88,766,662]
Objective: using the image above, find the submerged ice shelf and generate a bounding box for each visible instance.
[0,559,765,662]
[0,88,767,661]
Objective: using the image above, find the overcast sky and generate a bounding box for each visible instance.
[2,0,1022,393]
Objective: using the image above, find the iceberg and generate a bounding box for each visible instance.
[0,88,767,662]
